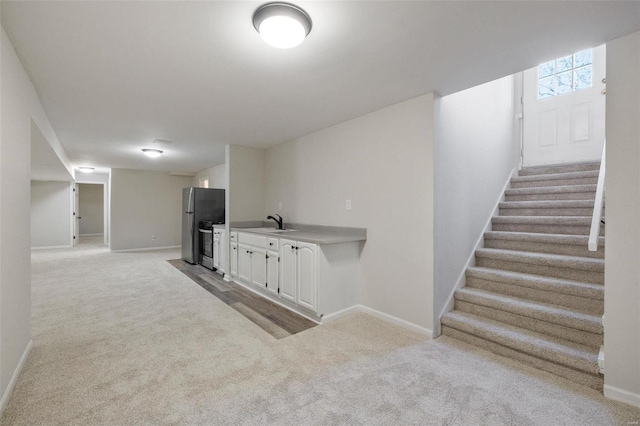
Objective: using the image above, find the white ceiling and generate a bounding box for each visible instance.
[4,1,640,175]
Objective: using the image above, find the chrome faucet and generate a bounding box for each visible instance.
[267,214,284,230]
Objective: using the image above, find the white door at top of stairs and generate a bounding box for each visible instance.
[523,44,606,167]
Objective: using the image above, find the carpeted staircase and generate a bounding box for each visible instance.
[441,162,604,390]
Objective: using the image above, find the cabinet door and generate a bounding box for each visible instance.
[251,247,267,288]
[230,243,238,277]
[297,242,317,312]
[266,251,279,295]
[237,243,252,283]
[280,239,297,303]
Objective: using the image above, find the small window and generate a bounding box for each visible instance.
[538,48,592,99]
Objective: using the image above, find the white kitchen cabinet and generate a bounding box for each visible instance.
[280,239,297,303]
[280,239,317,312]
[237,243,252,283]
[236,233,269,289]
[266,250,279,296]
[232,231,361,322]
[297,242,317,311]
[230,242,238,277]
[250,247,267,287]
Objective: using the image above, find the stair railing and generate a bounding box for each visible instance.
[588,140,606,251]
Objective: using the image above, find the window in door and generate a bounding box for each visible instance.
[538,49,592,99]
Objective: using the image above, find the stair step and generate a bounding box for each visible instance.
[484,231,604,259]
[455,287,602,335]
[466,266,603,315]
[504,184,596,201]
[442,311,603,390]
[455,300,602,349]
[475,248,604,284]
[441,311,600,376]
[519,162,601,177]
[499,200,597,217]
[492,216,603,236]
[511,170,599,189]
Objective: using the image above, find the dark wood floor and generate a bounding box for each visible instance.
[168,259,317,339]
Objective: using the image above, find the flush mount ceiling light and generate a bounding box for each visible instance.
[252,2,312,49]
[142,148,163,158]
[78,167,95,173]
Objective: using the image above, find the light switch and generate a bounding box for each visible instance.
[346,199,352,211]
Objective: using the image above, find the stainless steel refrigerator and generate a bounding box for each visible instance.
[181,187,225,264]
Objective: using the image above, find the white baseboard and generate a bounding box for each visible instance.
[31,245,72,250]
[320,305,361,324]
[604,384,640,408]
[357,305,433,338]
[0,339,33,415]
[434,167,517,337]
[111,245,180,253]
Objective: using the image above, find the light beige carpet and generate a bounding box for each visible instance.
[2,245,638,425]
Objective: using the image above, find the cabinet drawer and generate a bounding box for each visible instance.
[267,238,279,251]
[238,232,267,248]
[229,232,238,242]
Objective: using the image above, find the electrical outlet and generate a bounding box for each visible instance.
[152,235,156,240]
[346,199,351,211]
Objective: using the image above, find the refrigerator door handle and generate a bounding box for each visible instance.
[187,187,194,213]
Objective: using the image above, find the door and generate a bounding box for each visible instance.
[296,242,317,312]
[523,45,606,166]
[251,247,267,287]
[237,243,252,283]
[73,183,80,246]
[280,239,297,303]
[266,251,279,295]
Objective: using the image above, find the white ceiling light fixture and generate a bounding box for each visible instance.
[252,2,312,49]
[142,148,163,158]
[78,166,95,173]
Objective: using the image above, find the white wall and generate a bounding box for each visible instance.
[192,163,226,189]
[433,75,519,333]
[110,169,192,251]
[78,183,103,235]
[228,145,265,223]
[30,181,71,247]
[604,31,640,408]
[265,94,435,331]
[0,25,71,408]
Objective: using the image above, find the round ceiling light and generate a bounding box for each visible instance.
[252,2,312,49]
[142,148,163,158]
[78,167,95,173]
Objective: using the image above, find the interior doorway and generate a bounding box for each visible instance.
[74,182,107,246]
[522,44,606,167]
